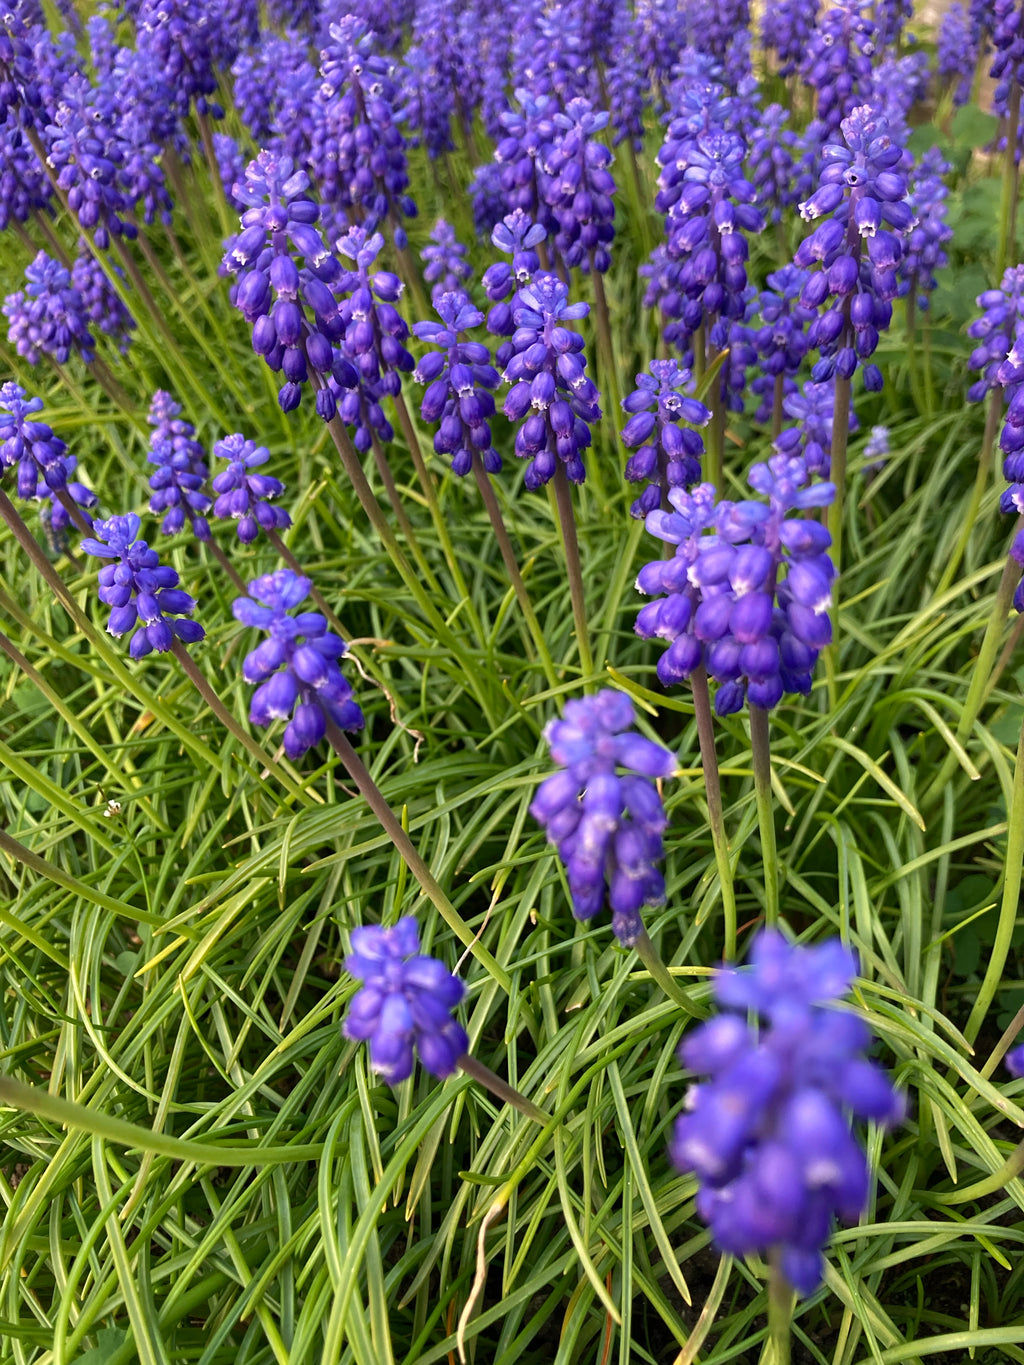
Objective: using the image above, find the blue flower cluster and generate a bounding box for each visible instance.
[414,293,502,476]
[795,104,912,389]
[967,266,1024,402]
[4,249,95,366]
[530,690,675,947]
[343,916,468,1083]
[421,219,472,305]
[798,0,877,137]
[146,391,211,541]
[233,569,363,760]
[899,148,953,311]
[0,381,74,500]
[212,434,291,545]
[83,513,205,658]
[636,456,835,713]
[501,271,602,488]
[671,929,904,1294]
[224,151,346,415]
[621,359,710,517]
[541,97,617,274]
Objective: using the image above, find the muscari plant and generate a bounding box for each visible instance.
[2,2,1024,1363]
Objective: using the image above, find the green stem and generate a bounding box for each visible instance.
[456,1054,549,1124]
[633,929,702,1017]
[391,390,486,641]
[750,704,780,927]
[206,538,248,596]
[552,462,595,688]
[768,1251,793,1365]
[691,666,737,958]
[705,345,725,492]
[827,373,853,578]
[170,642,313,803]
[318,397,499,725]
[923,538,1022,809]
[368,428,440,591]
[471,455,560,690]
[323,720,511,990]
[197,108,234,243]
[935,388,1002,598]
[963,711,1024,1045]
[0,1074,325,1166]
[589,260,618,509]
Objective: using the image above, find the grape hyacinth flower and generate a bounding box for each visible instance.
[621,360,711,517]
[761,0,820,78]
[82,513,205,658]
[421,219,471,305]
[996,340,1024,611]
[233,569,363,760]
[146,391,211,540]
[312,17,418,246]
[4,250,95,365]
[938,3,979,106]
[899,149,953,313]
[795,105,913,391]
[482,210,547,370]
[1007,1043,1024,1076]
[541,97,617,274]
[223,151,345,416]
[71,240,134,352]
[335,226,414,391]
[0,382,73,500]
[670,928,903,1294]
[37,456,96,551]
[863,424,889,475]
[414,293,502,476]
[212,434,291,544]
[501,271,602,488]
[967,265,1024,402]
[343,917,468,1082]
[750,265,815,425]
[636,456,836,713]
[799,0,878,138]
[45,76,136,250]
[494,88,560,229]
[774,380,859,477]
[747,104,802,224]
[530,690,676,947]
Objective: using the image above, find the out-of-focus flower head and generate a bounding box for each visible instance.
[233,568,363,759]
[671,928,904,1294]
[531,689,676,946]
[343,916,468,1083]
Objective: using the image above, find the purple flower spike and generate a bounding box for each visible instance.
[500,270,601,489]
[621,360,710,517]
[671,928,904,1295]
[531,690,676,947]
[222,150,343,414]
[541,96,617,274]
[82,513,205,658]
[233,569,363,760]
[212,433,291,544]
[413,292,501,476]
[147,391,212,541]
[421,219,472,306]
[1006,1044,1024,1078]
[343,916,468,1083]
[4,250,95,366]
[0,382,73,501]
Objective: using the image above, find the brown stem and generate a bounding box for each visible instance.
[54,487,93,537]
[455,1054,549,1124]
[690,666,736,957]
[368,428,439,589]
[552,463,594,686]
[470,455,559,689]
[323,719,510,987]
[206,538,248,596]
